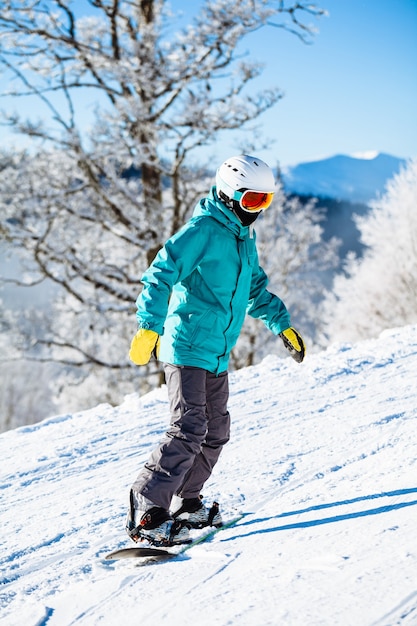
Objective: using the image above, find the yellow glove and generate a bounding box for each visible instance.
[129,328,160,365]
[279,327,305,363]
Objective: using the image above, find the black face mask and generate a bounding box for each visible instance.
[231,201,262,226]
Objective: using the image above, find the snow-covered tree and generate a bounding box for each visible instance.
[320,159,417,344]
[0,0,326,427]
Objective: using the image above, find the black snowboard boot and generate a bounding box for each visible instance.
[126,490,190,545]
[172,496,223,529]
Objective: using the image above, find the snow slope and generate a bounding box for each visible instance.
[1,324,417,626]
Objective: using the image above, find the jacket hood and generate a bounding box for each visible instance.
[192,186,251,239]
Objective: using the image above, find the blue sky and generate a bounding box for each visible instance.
[196,0,417,167]
[2,0,416,168]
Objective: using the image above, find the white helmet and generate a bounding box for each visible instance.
[215,155,276,207]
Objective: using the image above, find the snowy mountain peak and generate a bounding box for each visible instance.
[351,150,380,160]
[281,152,407,203]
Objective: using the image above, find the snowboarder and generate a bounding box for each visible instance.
[127,154,305,546]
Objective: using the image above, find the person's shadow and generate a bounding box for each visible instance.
[222,487,417,541]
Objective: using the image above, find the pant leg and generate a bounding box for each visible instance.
[177,369,230,499]
[131,365,209,510]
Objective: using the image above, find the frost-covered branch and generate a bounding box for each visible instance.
[321,160,417,344]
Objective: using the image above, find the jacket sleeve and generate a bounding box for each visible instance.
[134,219,209,334]
[246,249,291,335]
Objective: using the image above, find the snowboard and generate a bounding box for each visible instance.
[104,513,243,561]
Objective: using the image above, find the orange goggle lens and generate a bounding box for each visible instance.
[239,190,274,212]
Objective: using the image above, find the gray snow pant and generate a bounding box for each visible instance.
[131,364,231,511]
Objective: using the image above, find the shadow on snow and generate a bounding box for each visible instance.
[226,488,417,539]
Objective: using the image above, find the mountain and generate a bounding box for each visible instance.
[281,152,407,203]
[1,323,417,626]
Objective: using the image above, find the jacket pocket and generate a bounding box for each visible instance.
[188,309,217,347]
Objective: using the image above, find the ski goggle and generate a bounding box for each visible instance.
[232,189,275,212]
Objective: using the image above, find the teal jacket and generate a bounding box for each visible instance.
[135,187,291,374]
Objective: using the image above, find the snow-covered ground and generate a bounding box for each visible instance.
[1,324,417,626]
